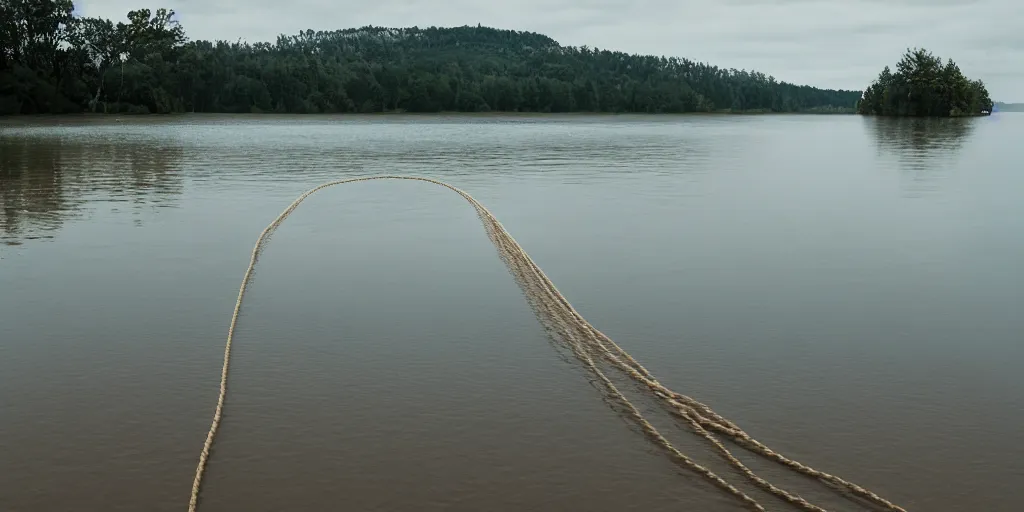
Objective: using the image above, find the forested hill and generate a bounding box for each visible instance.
[1,4,862,115]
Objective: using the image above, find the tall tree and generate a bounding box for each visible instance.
[857,48,993,117]
[0,0,77,113]
[75,16,123,111]
[2,5,880,115]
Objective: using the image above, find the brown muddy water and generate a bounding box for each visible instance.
[1,113,1022,511]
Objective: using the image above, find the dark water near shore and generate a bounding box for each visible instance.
[1,113,1022,512]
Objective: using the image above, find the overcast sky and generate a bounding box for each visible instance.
[77,0,1023,101]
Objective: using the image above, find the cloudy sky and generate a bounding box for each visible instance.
[76,0,1023,101]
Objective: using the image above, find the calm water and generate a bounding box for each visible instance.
[1,114,1022,512]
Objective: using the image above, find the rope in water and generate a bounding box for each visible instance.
[188,176,907,512]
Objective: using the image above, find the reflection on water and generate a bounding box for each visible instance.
[864,117,979,196]
[867,117,976,158]
[1,114,1023,512]
[1,114,726,246]
[0,136,183,245]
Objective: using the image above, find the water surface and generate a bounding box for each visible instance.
[1,113,1022,511]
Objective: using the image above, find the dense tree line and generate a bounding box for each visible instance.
[2,1,864,115]
[857,48,993,117]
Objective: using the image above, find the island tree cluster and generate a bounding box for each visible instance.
[2,1,864,115]
[857,48,993,117]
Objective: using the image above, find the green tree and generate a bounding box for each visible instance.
[2,5,881,115]
[857,48,992,117]
[0,0,78,113]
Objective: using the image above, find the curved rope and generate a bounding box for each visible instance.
[188,176,906,512]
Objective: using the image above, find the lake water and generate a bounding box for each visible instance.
[1,113,1022,512]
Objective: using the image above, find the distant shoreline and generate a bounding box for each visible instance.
[12,110,1024,124]
[2,110,857,120]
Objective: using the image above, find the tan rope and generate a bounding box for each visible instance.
[188,176,907,512]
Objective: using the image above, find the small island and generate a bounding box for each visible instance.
[857,48,993,117]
